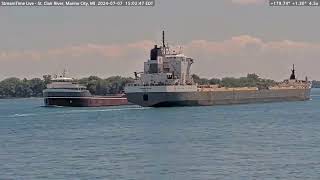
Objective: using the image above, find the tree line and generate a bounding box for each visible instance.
[192,73,276,88]
[0,76,134,98]
[0,73,276,98]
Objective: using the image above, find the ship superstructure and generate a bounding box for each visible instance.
[43,71,91,98]
[125,31,311,107]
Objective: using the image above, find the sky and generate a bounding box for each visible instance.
[1,0,320,80]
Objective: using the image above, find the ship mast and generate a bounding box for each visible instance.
[162,30,166,54]
[62,69,66,77]
[290,64,296,80]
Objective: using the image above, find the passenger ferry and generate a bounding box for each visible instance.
[43,71,128,107]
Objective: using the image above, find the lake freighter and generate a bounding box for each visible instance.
[43,72,128,107]
[124,31,311,107]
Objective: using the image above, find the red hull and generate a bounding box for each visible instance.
[44,97,128,107]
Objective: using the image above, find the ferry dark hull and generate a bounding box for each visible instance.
[44,97,128,107]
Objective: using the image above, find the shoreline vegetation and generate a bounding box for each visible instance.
[1,73,315,99]
[0,73,275,99]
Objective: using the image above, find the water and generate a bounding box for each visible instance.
[1,91,320,179]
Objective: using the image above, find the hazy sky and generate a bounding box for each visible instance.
[1,0,320,80]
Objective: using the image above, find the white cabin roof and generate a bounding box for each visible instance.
[165,54,187,58]
[52,77,74,82]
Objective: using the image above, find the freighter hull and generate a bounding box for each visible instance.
[44,97,128,107]
[126,88,311,107]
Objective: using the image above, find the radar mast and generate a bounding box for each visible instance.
[162,30,167,54]
[290,64,296,80]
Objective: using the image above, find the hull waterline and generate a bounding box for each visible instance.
[44,97,128,107]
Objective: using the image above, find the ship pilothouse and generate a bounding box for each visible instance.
[126,31,198,93]
[43,70,91,98]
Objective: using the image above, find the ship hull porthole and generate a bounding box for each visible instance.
[143,94,149,101]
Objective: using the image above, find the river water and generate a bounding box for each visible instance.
[1,90,320,179]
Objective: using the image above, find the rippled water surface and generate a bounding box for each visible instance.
[1,90,320,179]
